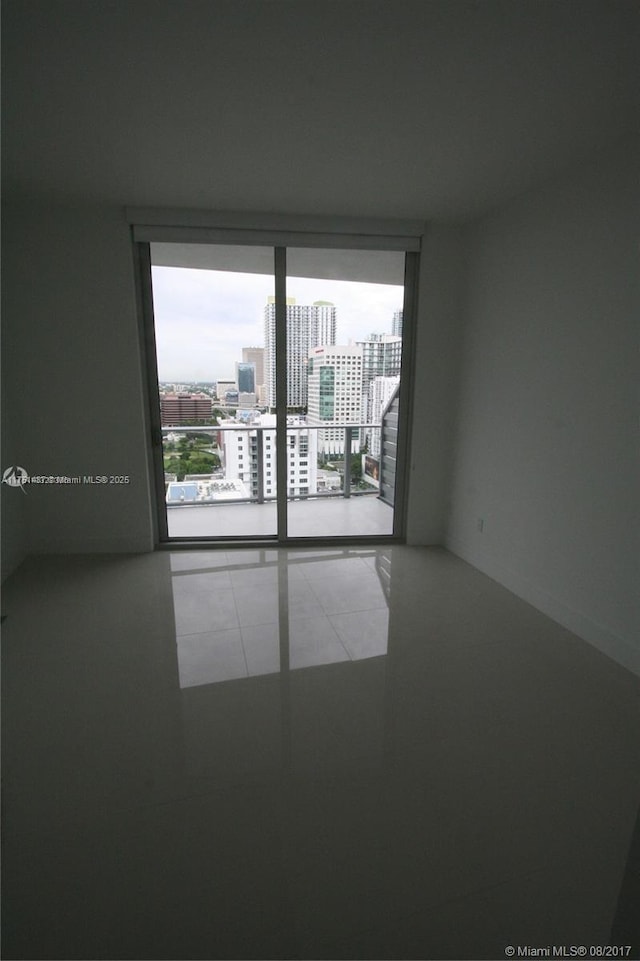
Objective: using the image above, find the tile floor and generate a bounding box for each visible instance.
[2,546,639,960]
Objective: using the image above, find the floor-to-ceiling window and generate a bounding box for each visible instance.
[133,222,419,545]
[284,247,407,538]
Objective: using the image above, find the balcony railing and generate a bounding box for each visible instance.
[161,422,390,507]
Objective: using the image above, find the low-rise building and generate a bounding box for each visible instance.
[160,393,213,426]
[221,413,318,498]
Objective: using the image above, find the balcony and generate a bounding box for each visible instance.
[162,421,397,539]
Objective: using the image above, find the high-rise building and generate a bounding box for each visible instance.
[264,297,336,409]
[241,347,264,387]
[235,362,256,394]
[160,393,212,426]
[368,375,400,460]
[357,333,402,418]
[307,345,363,456]
[392,310,403,338]
[221,413,318,498]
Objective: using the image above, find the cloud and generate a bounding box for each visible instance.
[151,266,403,382]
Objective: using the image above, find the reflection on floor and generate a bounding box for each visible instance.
[172,549,389,685]
[2,546,639,960]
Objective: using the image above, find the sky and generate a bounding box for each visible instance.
[151,266,404,383]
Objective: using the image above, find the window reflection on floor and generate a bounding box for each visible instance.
[171,549,391,688]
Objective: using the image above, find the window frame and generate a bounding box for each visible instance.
[131,211,421,548]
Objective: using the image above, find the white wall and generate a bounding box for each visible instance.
[2,196,447,567]
[2,202,33,578]
[1,418,28,581]
[447,138,640,674]
[406,225,466,544]
[1,199,155,558]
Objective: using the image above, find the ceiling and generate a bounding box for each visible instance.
[2,0,639,222]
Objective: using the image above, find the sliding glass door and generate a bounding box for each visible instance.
[140,235,417,544]
[149,243,277,539]
[285,247,406,538]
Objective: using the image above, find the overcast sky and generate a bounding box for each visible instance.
[152,266,403,383]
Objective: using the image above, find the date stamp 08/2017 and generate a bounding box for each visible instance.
[505,948,634,959]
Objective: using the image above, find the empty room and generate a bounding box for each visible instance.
[2,1,639,959]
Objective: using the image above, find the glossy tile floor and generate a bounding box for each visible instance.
[2,546,639,960]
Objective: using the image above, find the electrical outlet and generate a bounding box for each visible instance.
[477,518,484,533]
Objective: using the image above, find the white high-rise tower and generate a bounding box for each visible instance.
[357,333,402,453]
[264,298,336,409]
[357,333,402,420]
[307,344,363,456]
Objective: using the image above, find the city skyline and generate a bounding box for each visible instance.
[151,266,403,382]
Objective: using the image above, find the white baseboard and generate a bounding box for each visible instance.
[446,535,640,679]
